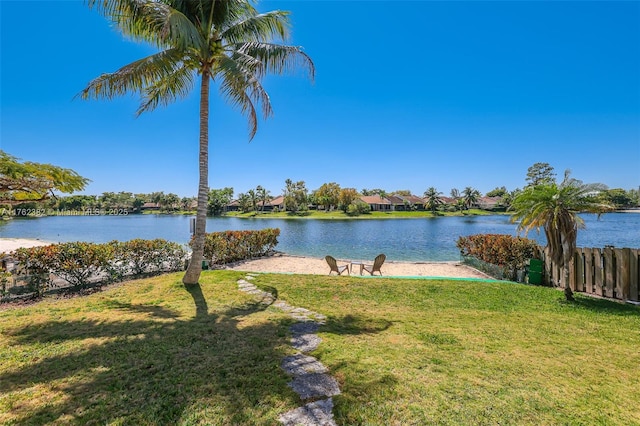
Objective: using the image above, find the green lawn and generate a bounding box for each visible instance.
[2,272,639,425]
[225,208,496,219]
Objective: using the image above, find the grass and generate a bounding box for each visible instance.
[2,272,639,425]
[225,208,497,219]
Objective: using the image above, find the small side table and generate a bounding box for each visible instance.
[350,261,364,275]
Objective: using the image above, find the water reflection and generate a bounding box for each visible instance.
[0,213,638,262]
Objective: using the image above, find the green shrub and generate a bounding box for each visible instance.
[346,201,371,216]
[1,271,12,296]
[110,239,187,278]
[456,234,540,281]
[18,242,114,289]
[10,239,187,297]
[13,245,58,296]
[193,228,280,264]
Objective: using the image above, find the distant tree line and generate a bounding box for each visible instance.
[3,162,638,217]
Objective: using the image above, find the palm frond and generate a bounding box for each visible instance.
[222,10,290,43]
[137,65,195,115]
[143,2,207,51]
[236,42,315,80]
[78,49,187,102]
[217,75,259,140]
[87,0,206,51]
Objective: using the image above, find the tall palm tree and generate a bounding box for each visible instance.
[80,0,314,284]
[423,187,443,214]
[510,171,612,300]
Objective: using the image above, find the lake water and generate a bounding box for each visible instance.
[0,213,638,261]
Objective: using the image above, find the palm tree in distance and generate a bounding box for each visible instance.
[80,0,314,285]
[462,187,480,210]
[423,187,443,215]
[256,185,270,213]
[510,170,612,301]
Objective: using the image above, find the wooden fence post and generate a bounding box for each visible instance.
[630,249,639,302]
[594,248,604,297]
[614,248,630,301]
[574,249,585,292]
[603,247,615,298]
[584,248,594,295]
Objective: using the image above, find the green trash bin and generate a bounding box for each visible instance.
[528,259,543,285]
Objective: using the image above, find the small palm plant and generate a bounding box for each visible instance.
[510,171,612,300]
[80,0,314,285]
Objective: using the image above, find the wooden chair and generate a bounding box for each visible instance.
[363,254,386,276]
[325,255,349,275]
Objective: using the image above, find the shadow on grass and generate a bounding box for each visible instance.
[0,283,293,425]
[562,295,640,316]
[1,279,405,425]
[323,314,393,335]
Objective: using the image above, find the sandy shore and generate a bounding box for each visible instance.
[0,238,489,279]
[224,253,490,279]
[0,238,51,253]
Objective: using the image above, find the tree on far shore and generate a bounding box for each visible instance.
[80,0,314,285]
[463,187,480,210]
[526,162,556,187]
[423,187,443,214]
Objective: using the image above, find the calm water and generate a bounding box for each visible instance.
[0,213,638,261]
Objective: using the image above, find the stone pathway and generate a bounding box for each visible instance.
[237,274,340,426]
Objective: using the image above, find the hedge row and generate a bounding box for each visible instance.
[192,228,280,265]
[456,233,541,281]
[10,239,187,296]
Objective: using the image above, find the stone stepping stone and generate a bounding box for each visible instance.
[288,373,341,400]
[291,333,322,353]
[279,398,337,426]
[290,322,320,335]
[282,354,328,376]
[291,314,312,321]
[274,301,294,311]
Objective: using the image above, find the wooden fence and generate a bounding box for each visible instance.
[540,247,639,302]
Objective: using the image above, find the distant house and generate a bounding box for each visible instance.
[359,195,392,212]
[264,195,285,211]
[226,200,241,212]
[476,196,503,210]
[397,194,425,210]
[385,195,409,211]
[439,196,457,206]
[141,202,160,211]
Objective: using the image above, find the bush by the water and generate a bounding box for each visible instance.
[456,234,540,281]
[9,239,187,296]
[193,228,280,265]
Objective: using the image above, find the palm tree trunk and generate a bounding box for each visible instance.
[563,266,575,301]
[183,72,210,285]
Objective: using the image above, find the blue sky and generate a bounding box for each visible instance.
[1,0,639,198]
